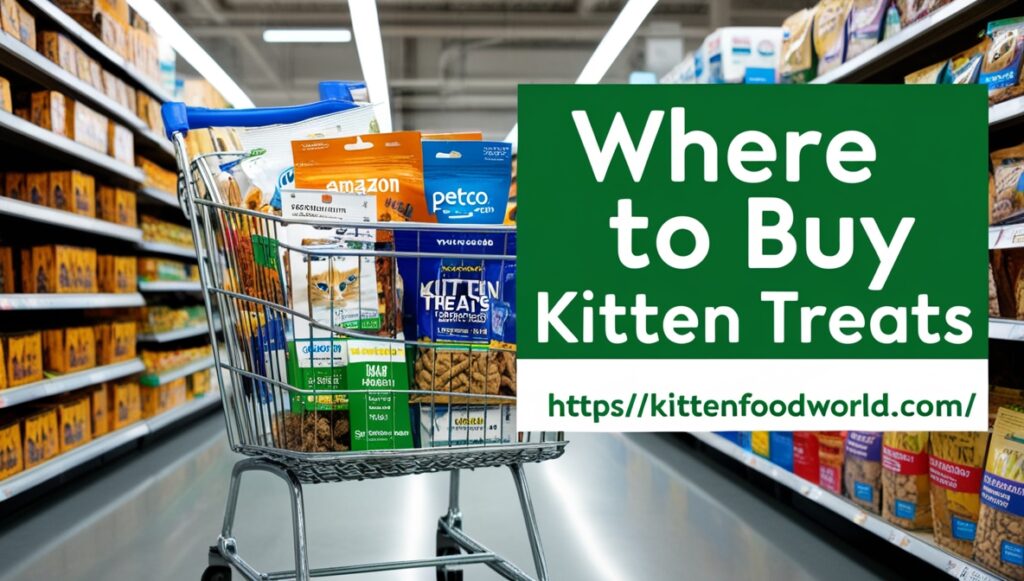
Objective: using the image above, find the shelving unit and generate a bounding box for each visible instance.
[692,432,1002,581]
[0,359,145,408]
[0,293,145,310]
[138,280,202,293]
[140,355,215,387]
[138,322,219,343]
[0,197,142,241]
[139,187,180,208]
[990,224,1024,250]
[137,241,197,259]
[0,390,221,503]
[990,318,1024,342]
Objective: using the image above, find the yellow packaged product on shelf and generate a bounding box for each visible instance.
[42,326,96,373]
[0,0,18,38]
[107,121,134,165]
[929,431,988,557]
[30,91,68,138]
[90,385,108,437]
[4,332,43,387]
[0,419,22,479]
[991,144,1024,224]
[781,7,818,83]
[70,100,109,154]
[141,384,168,418]
[0,339,6,390]
[98,255,136,293]
[49,171,94,216]
[4,172,24,199]
[882,432,932,530]
[0,75,10,113]
[108,378,140,430]
[56,395,91,452]
[813,0,853,76]
[22,406,58,469]
[40,31,78,76]
[15,4,33,49]
[977,406,1024,578]
[96,186,137,226]
[94,320,136,364]
[751,431,770,459]
[24,172,49,206]
[0,246,13,294]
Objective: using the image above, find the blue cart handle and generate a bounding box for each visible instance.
[161,98,359,140]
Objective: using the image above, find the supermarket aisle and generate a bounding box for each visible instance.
[0,417,890,581]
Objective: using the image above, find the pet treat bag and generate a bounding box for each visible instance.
[770,432,794,471]
[944,42,985,84]
[817,431,845,494]
[977,407,1024,579]
[813,0,853,76]
[990,144,1024,224]
[930,431,988,557]
[904,60,947,84]
[882,432,933,529]
[423,140,512,223]
[793,432,820,483]
[846,0,889,60]
[237,105,378,213]
[983,18,1024,105]
[845,431,883,513]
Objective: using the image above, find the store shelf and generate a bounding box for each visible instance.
[139,187,181,208]
[990,223,1024,250]
[19,0,173,104]
[991,318,1024,341]
[0,110,144,184]
[811,0,1012,84]
[0,359,144,409]
[140,355,215,387]
[692,432,1002,581]
[138,322,219,343]
[0,391,221,502]
[138,280,202,293]
[0,292,145,310]
[137,241,197,259]
[0,197,142,242]
[0,29,168,155]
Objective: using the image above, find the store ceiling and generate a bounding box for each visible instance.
[162,0,808,133]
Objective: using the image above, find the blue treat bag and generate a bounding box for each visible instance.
[422,141,512,223]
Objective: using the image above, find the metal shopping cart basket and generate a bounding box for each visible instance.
[162,92,567,581]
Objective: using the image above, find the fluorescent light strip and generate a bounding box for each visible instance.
[263,28,352,43]
[505,0,658,145]
[127,0,254,108]
[349,0,393,132]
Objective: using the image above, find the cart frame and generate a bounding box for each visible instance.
[163,97,566,581]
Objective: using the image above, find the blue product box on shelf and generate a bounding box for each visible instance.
[769,432,794,471]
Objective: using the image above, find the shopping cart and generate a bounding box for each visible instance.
[162,88,566,581]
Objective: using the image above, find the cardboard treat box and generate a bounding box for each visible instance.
[40,31,79,76]
[90,385,108,437]
[22,406,58,469]
[57,395,91,452]
[49,171,96,216]
[30,91,69,138]
[96,186,136,226]
[4,172,24,199]
[15,3,33,49]
[0,246,13,294]
[108,378,140,431]
[95,320,136,364]
[107,122,134,166]
[3,332,43,387]
[24,172,49,206]
[98,255,136,293]
[69,100,109,153]
[0,419,23,479]
[0,0,18,39]
[0,76,10,113]
[43,326,96,373]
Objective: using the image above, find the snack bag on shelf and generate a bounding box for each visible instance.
[56,395,91,452]
[882,431,932,529]
[769,432,794,471]
[943,42,985,84]
[817,431,845,494]
[846,0,888,60]
[237,105,377,213]
[990,144,1024,224]
[751,431,771,459]
[895,0,951,27]
[813,0,853,76]
[793,432,820,483]
[22,406,58,469]
[982,18,1024,105]
[3,332,43,387]
[977,406,1024,578]
[929,431,988,557]
[844,431,883,513]
[0,419,22,479]
[42,326,96,373]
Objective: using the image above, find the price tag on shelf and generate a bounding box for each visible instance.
[799,485,812,497]
[990,227,1003,248]
[852,511,867,526]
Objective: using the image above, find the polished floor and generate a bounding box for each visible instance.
[0,414,892,581]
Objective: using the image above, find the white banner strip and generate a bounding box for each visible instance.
[517,359,988,431]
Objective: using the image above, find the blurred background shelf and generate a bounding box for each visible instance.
[0,359,145,409]
[0,293,145,310]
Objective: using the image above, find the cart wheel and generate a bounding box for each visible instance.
[201,565,231,581]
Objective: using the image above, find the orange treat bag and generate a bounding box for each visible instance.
[292,131,430,236]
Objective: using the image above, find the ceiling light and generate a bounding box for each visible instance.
[127,0,254,108]
[263,29,353,43]
[348,0,393,132]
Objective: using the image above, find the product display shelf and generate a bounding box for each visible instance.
[691,432,1002,581]
[989,96,1024,130]
[0,292,145,310]
[0,359,144,409]
[811,0,1012,85]
[140,355,215,387]
[137,280,202,293]
[0,29,168,155]
[139,187,180,208]
[0,110,144,183]
[990,224,1024,250]
[138,320,220,343]
[0,390,221,503]
[990,318,1024,341]
[136,240,197,259]
[19,0,173,104]
[0,197,142,242]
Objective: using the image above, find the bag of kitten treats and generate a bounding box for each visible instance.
[288,131,428,450]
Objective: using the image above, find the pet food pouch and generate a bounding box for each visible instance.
[930,431,988,557]
[423,141,512,224]
[846,0,888,60]
[983,18,1024,105]
[944,42,985,84]
[817,431,845,494]
[990,144,1024,224]
[882,431,933,529]
[782,8,815,83]
[895,0,948,26]
[904,60,947,84]
[751,431,771,459]
[883,3,901,39]
[793,432,820,483]
[977,407,1024,578]
[813,0,853,76]
[844,431,883,513]
[237,105,378,213]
